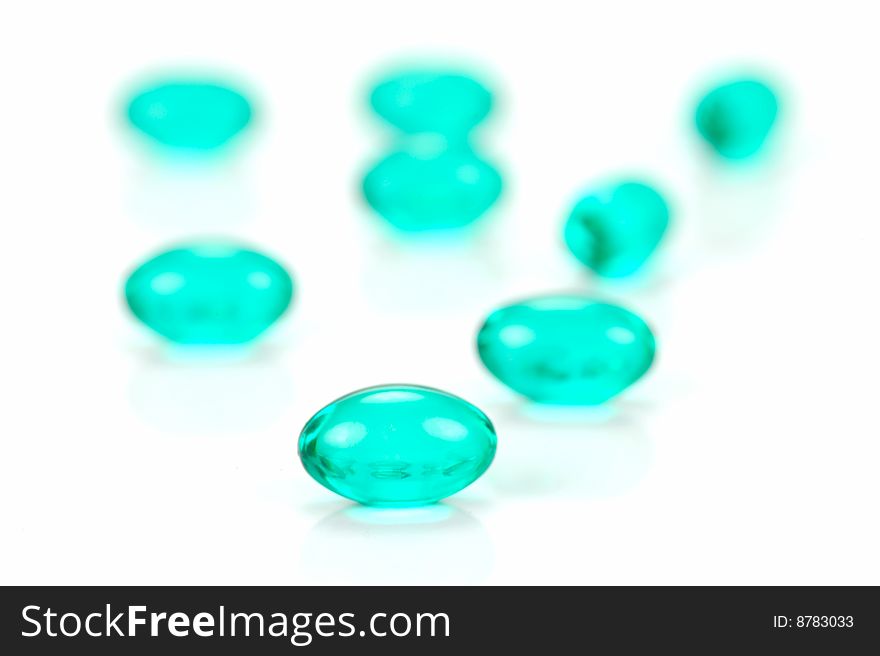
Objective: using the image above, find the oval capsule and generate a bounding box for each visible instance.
[298,385,497,506]
[124,242,293,344]
[695,78,779,159]
[564,181,670,278]
[369,70,492,136]
[126,80,252,149]
[363,145,502,231]
[476,296,656,405]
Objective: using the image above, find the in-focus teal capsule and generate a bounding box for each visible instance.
[369,70,492,136]
[363,142,502,231]
[695,78,779,159]
[477,296,656,405]
[124,242,293,344]
[298,385,497,506]
[563,181,670,278]
[126,80,252,150]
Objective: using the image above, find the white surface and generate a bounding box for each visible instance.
[1,0,879,585]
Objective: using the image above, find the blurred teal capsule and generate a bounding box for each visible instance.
[127,81,252,149]
[370,71,492,135]
[125,243,293,344]
[477,296,655,405]
[363,145,502,231]
[563,181,670,277]
[299,385,497,506]
[695,78,779,159]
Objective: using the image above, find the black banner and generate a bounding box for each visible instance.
[1,586,876,653]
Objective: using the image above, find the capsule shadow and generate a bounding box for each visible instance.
[360,226,507,316]
[485,399,654,499]
[127,343,293,435]
[300,502,493,584]
[693,141,789,253]
[126,160,254,232]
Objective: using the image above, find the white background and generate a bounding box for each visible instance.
[2,1,879,585]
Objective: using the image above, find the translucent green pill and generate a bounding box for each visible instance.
[299,385,497,506]
[124,242,293,344]
[127,81,252,149]
[477,296,655,405]
[370,70,492,136]
[695,78,779,159]
[564,181,670,278]
[363,145,502,231]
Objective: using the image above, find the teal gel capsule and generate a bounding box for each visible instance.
[695,78,779,159]
[298,385,497,506]
[563,181,670,278]
[363,145,502,231]
[124,243,293,344]
[370,71,492,136]
[127,81,252,149]
[477,296,655,405]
